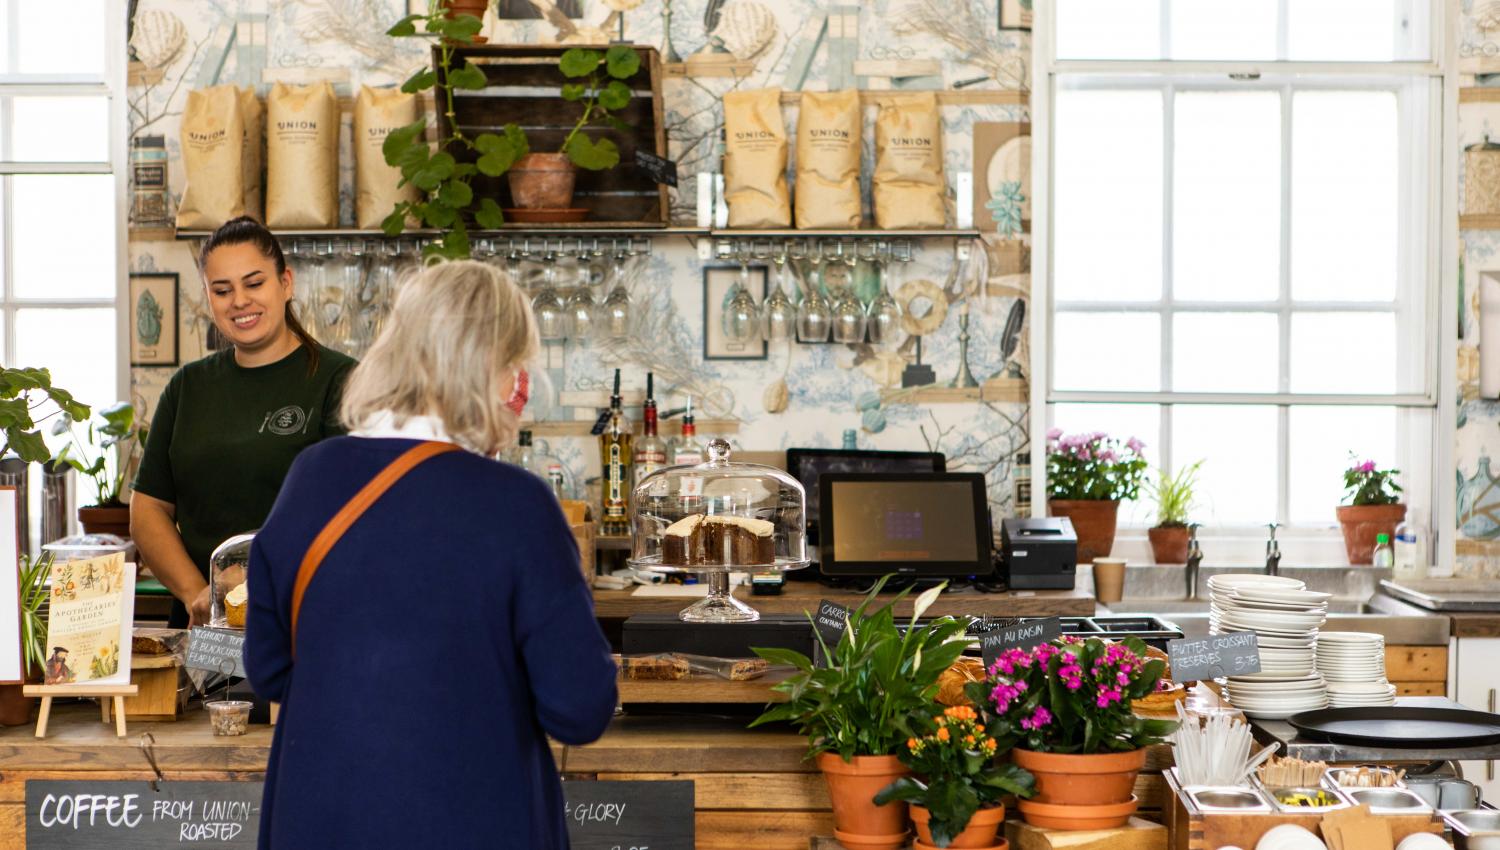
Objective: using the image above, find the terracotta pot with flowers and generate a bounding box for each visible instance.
[1046,430,1148,563]
[751,578,970,850]
[874,704,1035,849]
[967,636,1177,831]
[1336,456,1405,565]
[1145,461,1202,565]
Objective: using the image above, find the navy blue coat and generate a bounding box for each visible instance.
[245,437,617,849]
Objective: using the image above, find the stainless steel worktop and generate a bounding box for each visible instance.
[1250,697,1500,764]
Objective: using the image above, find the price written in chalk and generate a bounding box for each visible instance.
[1167,631,1261,682]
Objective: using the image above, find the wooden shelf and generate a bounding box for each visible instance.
[709,228,981,239]
[775,89,1027,107]
[1461,214,1500,230]
[128,226,177,242]
[173,226,706,240]
[880,376,1028,405]
[521,418,740,438]
[1461,87,1500,104]
[618,670,790,704]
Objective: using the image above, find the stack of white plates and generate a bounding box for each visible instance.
[1207,574,1330,718]
[1317,632,1397,707]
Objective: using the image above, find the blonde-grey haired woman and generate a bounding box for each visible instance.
[244,259,616,850]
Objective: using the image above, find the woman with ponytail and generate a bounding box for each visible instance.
[131,217,357,627]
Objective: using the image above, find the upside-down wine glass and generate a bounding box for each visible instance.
[532,251,567,341]
[795,241,833,343]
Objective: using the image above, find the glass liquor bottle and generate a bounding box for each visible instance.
[635,373,668,484]
[670,395,706,466]
[599,369,634,535]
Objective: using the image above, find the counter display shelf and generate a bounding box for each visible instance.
[591,581,1097,621]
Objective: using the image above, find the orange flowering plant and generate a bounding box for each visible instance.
[873,705,1035,847]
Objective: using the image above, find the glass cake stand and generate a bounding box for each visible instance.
[629,439,809,622]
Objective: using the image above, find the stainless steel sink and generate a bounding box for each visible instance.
[1445,811,1500,850]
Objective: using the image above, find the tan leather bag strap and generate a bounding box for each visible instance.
[290,441,461,655]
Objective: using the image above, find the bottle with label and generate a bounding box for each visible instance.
[635,372,667,485]
[1013,450,1032,518]
[512,430,536,470]
[842,429,858,450]
[1371,533,1394,569]
[1393,517,1428,580]
[599,369,633,535]
[545,463,568,501]
[670,395,706,466]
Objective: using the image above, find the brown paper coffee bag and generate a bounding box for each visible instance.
[873,92,946,229]
[354,85,420,230]
[795,90,862,229]
[239,87,263,221]
[724,88,791,228]
[176,85,245,229]
[267,82,340,228]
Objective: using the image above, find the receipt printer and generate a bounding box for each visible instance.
[1000,518,1078,590]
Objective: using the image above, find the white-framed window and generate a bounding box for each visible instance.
[2,1,127,488]
[1031,0,1456,565]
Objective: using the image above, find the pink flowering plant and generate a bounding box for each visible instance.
[1045,431,1149,501]
[1342,454,1401,506]
[964,636,1177,754]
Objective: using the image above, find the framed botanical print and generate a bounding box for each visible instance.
[999,0,1033,31]
[129,273,179,367]
[703,265,768,361]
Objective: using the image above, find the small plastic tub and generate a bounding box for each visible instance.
[205,700,252,737]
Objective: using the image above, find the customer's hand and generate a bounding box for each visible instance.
[188,586,213,626]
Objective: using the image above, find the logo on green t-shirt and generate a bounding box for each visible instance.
[264,405,310,436]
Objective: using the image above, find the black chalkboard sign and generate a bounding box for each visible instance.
[634,151,678,187]
[563,780,694,850]
[26,780,263,848]
[1167,631,1261,682]
[813,599,851,646]
[186,627,246,679]
[980,617,1063,669]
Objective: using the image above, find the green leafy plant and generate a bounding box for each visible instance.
[1343,455,1402,506]
[748,576,970,761]
[52,402,146,508]
[1147,460,1202,528]
[18,551,52,676]
[969,636,1177,755]
[0,367,89,464]
[381,5,640,259]
[1045,430,1149,502]
[874,704,1035,847]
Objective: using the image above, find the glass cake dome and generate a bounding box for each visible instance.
[209,532,256,630]
[629,439,808,622]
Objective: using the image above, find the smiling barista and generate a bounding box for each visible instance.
[131,217,357,627]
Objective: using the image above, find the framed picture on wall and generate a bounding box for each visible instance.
[999,0,1033,31]
[129,272,179,367]
[703,265,768,361]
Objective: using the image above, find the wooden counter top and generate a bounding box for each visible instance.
[592,581,1097,619]
[1445,613,1500,638]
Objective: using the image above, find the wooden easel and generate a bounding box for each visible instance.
[23,684,139,738]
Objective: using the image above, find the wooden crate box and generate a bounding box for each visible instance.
[435,44,669,228]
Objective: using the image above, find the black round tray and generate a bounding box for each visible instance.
[1288,706,1500,748]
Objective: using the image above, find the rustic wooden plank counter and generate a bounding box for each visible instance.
[592,582,1097,619]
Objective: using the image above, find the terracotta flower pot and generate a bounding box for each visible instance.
[912,803,1005,848]
[1335,503,1406,565]
[818,753,910,849]
[1015,796,1139,831]
[0,665,43,727]
[1147,526,1189,565]
[1047,500,1120,563]
[78,504,131,538]
[914,841,1008,850]
[442,0,489,42]
[507,152,579,210]
[1011,748,1146,807]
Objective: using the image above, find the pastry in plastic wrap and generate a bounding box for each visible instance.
[936,656,987,707]
[622,653,690,680]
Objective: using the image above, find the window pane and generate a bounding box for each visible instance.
[15,2,107,76]
[1172,405,1278,525]
[1057,0,1161,60]
[1172,313,1279,392]
[1288,0,1428,62]
[1052,403,1162,526]
[1289,312,1396,394]
[1289,406,1397,524]
[14,307,117,502]
[1291,91,1398,301]
[1169,1,1277,60]
[13,174,116,299]
[1174,92,1281,302]
[10,97,109,162]
[1055,89,1163,302]
[1054,312,1161,392]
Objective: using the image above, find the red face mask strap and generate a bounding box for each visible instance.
[506,368,530,415]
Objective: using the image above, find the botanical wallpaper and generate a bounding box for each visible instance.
[125,0,1033,515]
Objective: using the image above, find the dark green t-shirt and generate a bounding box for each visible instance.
[132,344,357,580]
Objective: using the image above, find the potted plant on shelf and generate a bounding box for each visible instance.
[1336,456,1405,565]
[0,552,53,726]
[1145,460,1202,565]
[0,366,89,464]
[967,636,1177,831]
[52,402,146,538]
[1045,430,1148,563]
[873,705,1035,849]
[750,577,970,850]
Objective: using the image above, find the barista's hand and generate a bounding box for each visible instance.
[188,586,213,626]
